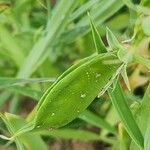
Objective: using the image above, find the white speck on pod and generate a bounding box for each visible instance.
[96,73,101,78]
[80,93,86,98]
[48,128,53,131]
[51,113,55,116]
[86,72,90,78]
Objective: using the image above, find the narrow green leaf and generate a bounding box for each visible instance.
[63,0,124,44]
[77,0,123,27]
[106,27,122,50]
[70,0,98,21]
[0,77,56,88]
[88,12,107,53]
[108,83,144,149]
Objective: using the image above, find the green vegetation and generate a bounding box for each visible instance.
[0,0,150,149]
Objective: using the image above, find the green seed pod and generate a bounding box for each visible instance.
[36,54,96,111]
[34,52,122,129]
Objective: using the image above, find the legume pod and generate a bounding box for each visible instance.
[36,54,96,111]
[34,52,122,129]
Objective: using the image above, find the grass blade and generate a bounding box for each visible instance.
[17,0,77,78]
[0,77,56,88]
[64,0,124,44]
[70,0,98,21]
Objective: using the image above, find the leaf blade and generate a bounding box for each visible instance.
[108,83,144,149]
